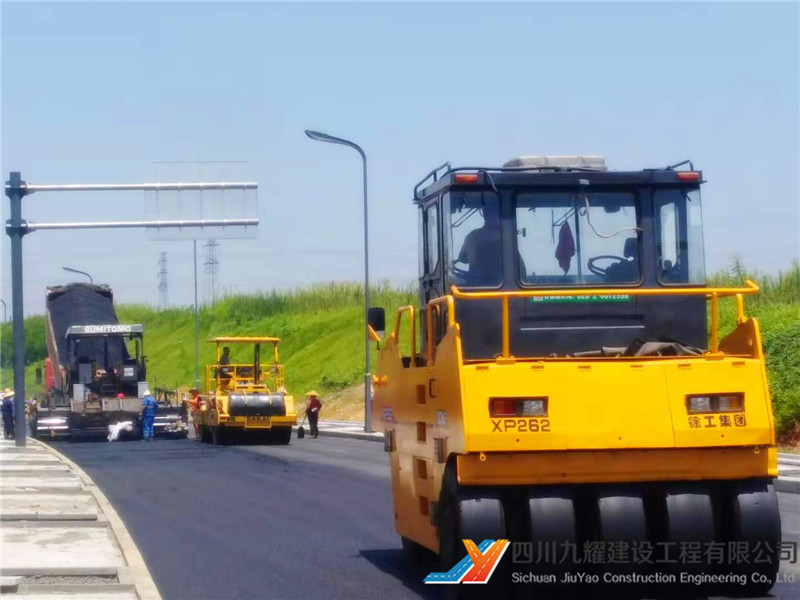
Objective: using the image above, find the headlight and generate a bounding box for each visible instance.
[490,397,548,418]
[521,399,547,416]
[686,394,744,413]
[688,396,712,413]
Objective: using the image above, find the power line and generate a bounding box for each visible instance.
[158,252,168,310]
[203,240,220,304]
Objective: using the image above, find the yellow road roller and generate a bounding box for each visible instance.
[195,336,296,445]
[368,157,780,596]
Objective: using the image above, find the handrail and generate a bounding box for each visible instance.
[204,362,283,392]
[426,281,760,360]
[413,162,451,200]
[451,280,759,300]
[392,306,416,361]
[426,296,455,365]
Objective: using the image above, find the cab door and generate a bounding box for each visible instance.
[418,197,445,357]
[420,197,444,304]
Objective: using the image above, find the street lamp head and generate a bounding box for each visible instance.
[305,129,339,144]
[304,129,366,160]
[62,266,93,284]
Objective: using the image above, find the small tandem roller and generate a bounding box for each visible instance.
[193,336,297,445]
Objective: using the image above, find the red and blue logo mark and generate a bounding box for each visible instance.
[425,539,510,584]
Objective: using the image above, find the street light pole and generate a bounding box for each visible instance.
[305,130,372,433]
[6,172,28,447]
[193,240,200,389]
[62,266,93,284]
[0,299,6,388]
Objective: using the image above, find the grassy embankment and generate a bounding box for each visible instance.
[709,260,800,445]
[0,282,416,422]
[1,264,798,438]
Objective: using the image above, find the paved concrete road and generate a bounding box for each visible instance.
[50,437,800,600]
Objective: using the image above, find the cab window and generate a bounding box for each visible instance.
[655,189,705,284]
[515,191,640,285]
[448,191,502,287]
[425,203,440,274]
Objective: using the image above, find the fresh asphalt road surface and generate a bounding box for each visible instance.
[51,435,800,600]
[51,435,429,600]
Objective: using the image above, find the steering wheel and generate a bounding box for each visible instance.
[588,255,627,276]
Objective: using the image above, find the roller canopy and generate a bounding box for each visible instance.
[209,336,280,344]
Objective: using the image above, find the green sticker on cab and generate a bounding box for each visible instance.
[530,295,632,303]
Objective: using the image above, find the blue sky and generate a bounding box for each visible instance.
[2,2,798,315]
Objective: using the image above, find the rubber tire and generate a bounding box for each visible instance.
[597,490,647,542]
[596,489,647,578]
[438,466,462,575]
[401,536,425,568]
[437,464,507,599]
[210,426,222,445]
[528,489,577,578]
[728,479,781,597]
[664,484,716,579]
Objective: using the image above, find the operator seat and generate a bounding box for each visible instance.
[605,237,640,282]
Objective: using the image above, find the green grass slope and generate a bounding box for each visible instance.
[129,282,416,396]
[0,282,416,402]
[711,261,800,439]
[1,267,797,435]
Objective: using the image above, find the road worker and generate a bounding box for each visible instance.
[218,347,231,366]
[1,389,15,439]
[218,347,233,387]
[141,389,157,441]
[186,389,201,437]
[305,390,322,439]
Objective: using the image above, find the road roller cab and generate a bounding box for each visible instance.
[194,336,297,445]
[369,157,781,595]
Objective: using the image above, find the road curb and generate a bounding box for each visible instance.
[31,438,163,600]
[775,477,800,494]
[292,425,383,444]
[318,429,384,443]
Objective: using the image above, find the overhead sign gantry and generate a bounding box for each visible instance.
[4,170,259,447]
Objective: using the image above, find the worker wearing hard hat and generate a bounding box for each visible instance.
[140,389,157,441]
[1,388,14,439]
[305,391,322,439]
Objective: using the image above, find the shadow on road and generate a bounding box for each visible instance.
[359,548,440,600]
